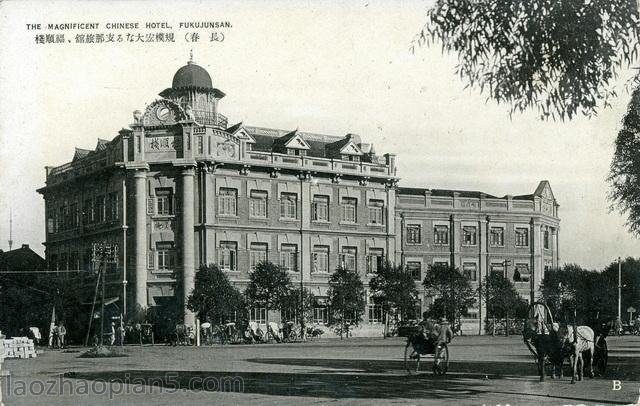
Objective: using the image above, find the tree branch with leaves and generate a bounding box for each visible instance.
[412,0,640,120]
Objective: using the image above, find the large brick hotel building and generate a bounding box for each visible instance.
[37,60,560,335]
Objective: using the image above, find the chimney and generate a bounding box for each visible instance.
[21,244,29,249]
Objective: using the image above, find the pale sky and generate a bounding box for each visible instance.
[1,0,638,269]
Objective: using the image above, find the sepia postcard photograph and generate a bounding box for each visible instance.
[0,0,639,405]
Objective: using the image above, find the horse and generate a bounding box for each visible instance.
[557,324,595,383]
[523,302,564,381]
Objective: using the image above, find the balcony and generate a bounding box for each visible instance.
[47,156,108,184]
[243,151,394,178]
[192,109,228,129]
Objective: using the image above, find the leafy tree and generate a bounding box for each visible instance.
[327,267,366,339]
[146,298,183,342]
[127,304,148,326]
[187,264,245,324]
[423,263,476,326]
[603,257,640,322]
[540,264,617,324]
[609,88,640,236]
[412,0,640,120]
[280,287,317,324]
[369,262,419,335]
[479,272,528,335]
[0,272,85,344]
[244,261,292,328]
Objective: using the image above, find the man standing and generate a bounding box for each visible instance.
[109,322,116,345]
[57,323,67,349]
[49,325,58,349]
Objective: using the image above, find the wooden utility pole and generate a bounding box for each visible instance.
[84,243,118,347]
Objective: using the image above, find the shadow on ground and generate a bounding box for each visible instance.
[61,354,636,404]
[249,355,640,380]
[65,369,487,401]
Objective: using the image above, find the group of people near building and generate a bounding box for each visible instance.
[47,323,67,349]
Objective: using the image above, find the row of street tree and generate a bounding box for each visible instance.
[2,256,636,342]
[185,260,534,337]
[187,256,640,338]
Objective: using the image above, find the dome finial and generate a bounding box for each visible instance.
[188,49,194,64]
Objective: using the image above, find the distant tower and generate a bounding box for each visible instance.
[8,208,13,251]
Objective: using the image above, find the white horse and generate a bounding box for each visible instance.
[558,325,595,383]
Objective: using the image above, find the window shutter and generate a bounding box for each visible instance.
[230,250,236,271]
[147,251,154,269]
[147,198,155,215]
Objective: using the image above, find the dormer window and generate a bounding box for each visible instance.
[287,148,306,156]
[341,155,360,162]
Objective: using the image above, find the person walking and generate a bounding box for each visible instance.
[117,323,125,346]
[109,322,116,345]
[57,323,67,349]
[49,325,58,349]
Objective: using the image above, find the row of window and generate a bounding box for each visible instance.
[48,246,120,272]
[405,261,531,283]
[219,188,385,224]
[48,192,120,233]
[405,224,533,247]
[148,241,385,274]
[145,187,386,225]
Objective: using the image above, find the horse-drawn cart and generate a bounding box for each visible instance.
[523,302,608,379]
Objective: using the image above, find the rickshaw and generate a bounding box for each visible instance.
[403,322,450,375]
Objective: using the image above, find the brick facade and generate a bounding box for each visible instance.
[37,61,559,335]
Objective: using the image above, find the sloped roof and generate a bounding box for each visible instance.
[325,136,363,157]
[398,187,497,199]
[273,130,310,151]
[94,139,110,152]
[514,181,555,201]
[244,126,353,158]
[72,148,92,161]
[225,122,243,134]
[0,245,46,272]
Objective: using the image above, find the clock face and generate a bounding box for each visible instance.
[156,106,170,121]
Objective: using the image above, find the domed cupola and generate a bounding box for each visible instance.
[172,60,213,90]
[159,52,227,128]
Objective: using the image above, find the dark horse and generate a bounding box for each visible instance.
[523,302,564,381]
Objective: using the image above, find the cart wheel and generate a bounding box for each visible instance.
[595,338,608,375]
[404,342,421,375]
[433,343,449,375]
